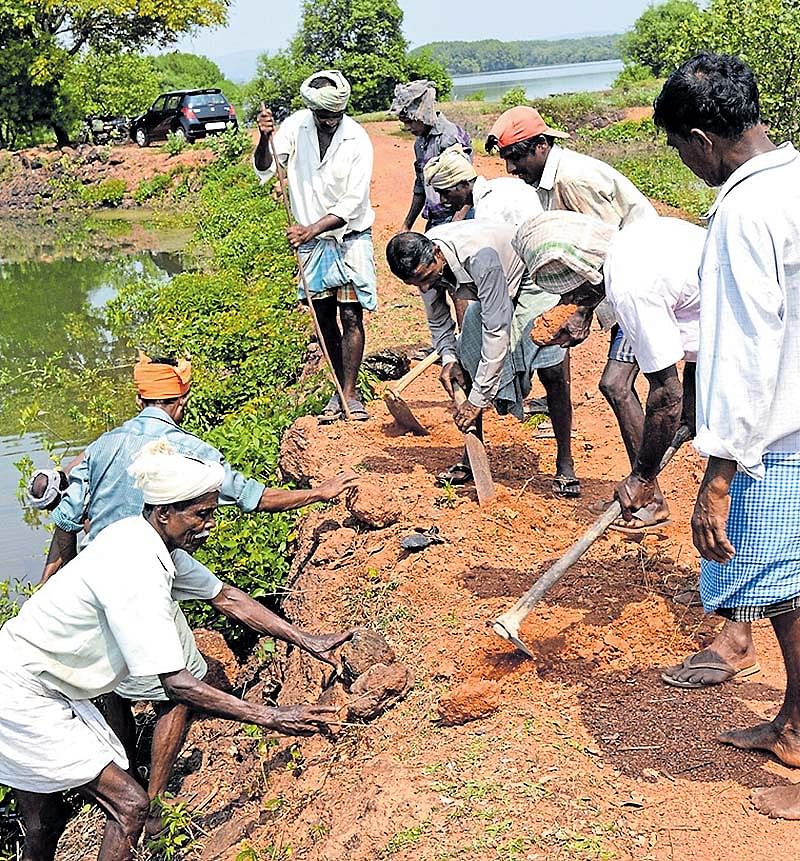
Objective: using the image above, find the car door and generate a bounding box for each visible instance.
[156,95,182,139]
[143,96,168,137]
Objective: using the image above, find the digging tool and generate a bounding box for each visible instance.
[452,382,496,505]
[266,121,352,421]
[491,424,692,656]
[383,350,440,434]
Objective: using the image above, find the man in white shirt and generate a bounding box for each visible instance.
[254,70,377,422]
[515,212,704,521]
[654,52,800,819]
[0,444,338,861]
[422,143,543,226]
[386,222,579,496]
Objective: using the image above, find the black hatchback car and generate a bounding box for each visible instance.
[130,89,238,146]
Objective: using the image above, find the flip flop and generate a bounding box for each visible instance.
[318,394,342,424]
[436,461,473,486]
[533,422,577,440]
[346,398,369,421]
[609,505,670,534]
[552,475,581,498]
[661,651,761,689]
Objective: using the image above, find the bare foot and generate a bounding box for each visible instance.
[718,719,800,767]
[752,785,800,819]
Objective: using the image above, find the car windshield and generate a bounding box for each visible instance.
[185,94,227,108]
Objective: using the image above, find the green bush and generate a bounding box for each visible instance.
[463,89,486,102]
[613,63,655,91]
[163,131,187,156]
[133,171,174,203]
[79,178,127,207]
[208,127,251,165]
[578,117,657,144]
[499,86,528,110]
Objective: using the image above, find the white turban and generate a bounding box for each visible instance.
[300,70,351,112]
[128,439,224,506]
[26,469,64,510]
[423,144,477,190]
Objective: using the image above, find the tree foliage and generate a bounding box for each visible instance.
[62,51,161,118]
[619,0,702,76]
[244,0,451,117]
[152,51,241,106]
[413,35,622,75]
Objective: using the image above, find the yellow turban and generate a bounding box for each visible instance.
[423,144,478,190]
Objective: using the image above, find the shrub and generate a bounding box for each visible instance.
[578,118,657,144]
[613,63,655,90]
[163,131,187,156]
[133,171,174,204]
[463,89,486,102]
[499,86,528,110]
[208,127,251,164]
[79,178,126,207]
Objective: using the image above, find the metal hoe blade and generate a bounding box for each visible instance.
[384,390,429,435]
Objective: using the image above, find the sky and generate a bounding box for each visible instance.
[175,0,656,63]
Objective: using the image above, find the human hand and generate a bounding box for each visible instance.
[547,307,593,347]
[439,360,466,399]
[257,704,340,736]
[315,470,360,502]
[454,400,482,433]
[301,629,357,665]
[614,473,656,517]
[286,224,316,248]
[257,102,275,137]
[692,478,735,564]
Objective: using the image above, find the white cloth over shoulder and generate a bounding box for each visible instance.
[604,217,705,373]
[694,143,800,478]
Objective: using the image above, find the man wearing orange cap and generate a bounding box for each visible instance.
[486,106,671,532]
[42,352,358,834]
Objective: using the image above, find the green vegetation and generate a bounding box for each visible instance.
[79,178,127,207]
[146,794,197,859]
[242,0,451,118]
[414,35,621,75]
[499,87,528,110]
[620,0,702,77]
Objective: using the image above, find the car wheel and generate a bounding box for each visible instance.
[173,126,191,143]
[135,127,149,148]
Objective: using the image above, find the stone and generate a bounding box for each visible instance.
[531,304,579,346]
[194,628,239,691]
[437,679,501,726]
[345,484,401,529]
[347,662,414,720]
[340,628,396,684]
[278,416,324,485]
[313,527,357,564]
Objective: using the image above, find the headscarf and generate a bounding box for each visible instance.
[300,70,351,112]
[127,439,224,506]
[487,106,570,150]
[423,144,478,190]
[389,80,437,127]
[512,211,615,295]
[133,350,192,400]
[26,468,65,510]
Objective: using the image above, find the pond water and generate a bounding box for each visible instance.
[451,58,624,102]
[0,230,186,587]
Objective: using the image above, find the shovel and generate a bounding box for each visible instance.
[384,351,440,435]
[452,382,496,505]
[491,425,691,656]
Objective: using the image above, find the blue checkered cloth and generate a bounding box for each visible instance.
[297,229,377,311]
[700,452,800,613]
[608,325,637,364]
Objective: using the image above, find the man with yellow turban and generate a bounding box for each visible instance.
[1,442,339,861]
[42,352,358,835]
[254,70,376,422]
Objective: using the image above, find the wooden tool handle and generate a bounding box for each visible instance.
[392,350,440,396]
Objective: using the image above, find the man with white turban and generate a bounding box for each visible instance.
[255,70,376,422]
[0,443,339,861]
[390,80,473,233]
[41,352,358,835]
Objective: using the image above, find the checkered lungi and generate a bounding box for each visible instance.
[457,279,566,419]
[608,325,637,365]
[297,229,378,311]
[700,452,800,617]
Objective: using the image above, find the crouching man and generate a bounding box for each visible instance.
[0,442,338,861]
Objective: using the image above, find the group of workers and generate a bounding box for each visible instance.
[0,48,799,861]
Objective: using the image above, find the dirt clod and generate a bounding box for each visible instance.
[194,628,239,691]
[314,527,357,564]
[345,484,401,529]
[279,415,325,485]
[437,679,502,726]
[531,304,579,345]
[348,662,414,719]
[340,628,397,683]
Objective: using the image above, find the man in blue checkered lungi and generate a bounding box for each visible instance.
[655,53,800,819]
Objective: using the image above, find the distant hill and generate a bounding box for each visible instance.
[209,48,262,83]
[412,35,622,76]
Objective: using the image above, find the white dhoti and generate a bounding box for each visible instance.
[0,664,128,793]
[114,605,207,702]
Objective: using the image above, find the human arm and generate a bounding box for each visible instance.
[402,192,426,232]
[545,305,596,347]
[159,669,337,735]
[614,364,683,515]
[43,453,92,582]
[210,584,355,665]
[255,470,360,512]
[450,204,472,222]
[41,527,78,584]
[691,456,737,564]
[253,103,275,172]
[286,214,346,249]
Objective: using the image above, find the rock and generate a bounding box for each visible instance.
[348,662,414,719]
[278,415,323,484]
[194,628,240,691]
[437,679,501,726]
[345,484,401,529]
[531,304,579,346]
[313,527,357,564]
[317,683,351,712]
[340,628,396,684]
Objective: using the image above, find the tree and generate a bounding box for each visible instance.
[619,0,702,76]
[152,51,241,106]
[245,0,451,117]
[666,0,800,144]
[62,51,161,118]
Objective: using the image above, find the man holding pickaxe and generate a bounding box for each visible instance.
[254,70,377,423]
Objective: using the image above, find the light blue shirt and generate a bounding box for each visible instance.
[52,407,265,538]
